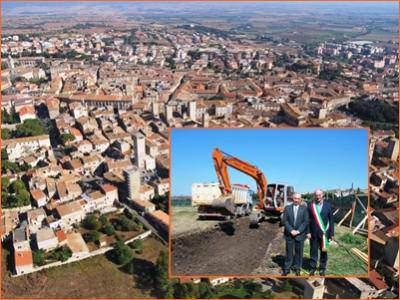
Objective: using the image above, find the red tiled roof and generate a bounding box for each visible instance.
[14,250,33,267]
[101,183,117,193]
[149,210,169,226]
[18,106,35,116]
[55,229,67,243]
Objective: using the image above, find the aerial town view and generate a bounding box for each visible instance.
[1,1,398,299]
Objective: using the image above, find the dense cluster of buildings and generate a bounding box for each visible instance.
[1,17,398,298]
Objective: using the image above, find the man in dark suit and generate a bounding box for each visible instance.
[307,189,334,276]
[282,193,309,276]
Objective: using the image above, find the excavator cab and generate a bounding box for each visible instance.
[250,183,294,226]
[265,183,294,212]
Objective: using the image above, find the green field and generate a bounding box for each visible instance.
[301,226,368,276]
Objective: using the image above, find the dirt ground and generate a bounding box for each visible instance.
[171,206,367,276]
[172,206,221,237]
[2,237,165,299]
[172,215,281,276]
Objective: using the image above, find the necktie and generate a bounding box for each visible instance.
[293,205,298,224]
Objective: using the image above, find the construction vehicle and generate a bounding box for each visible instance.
[198,148,294,225]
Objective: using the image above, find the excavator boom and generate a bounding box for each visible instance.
[212,148,267,210]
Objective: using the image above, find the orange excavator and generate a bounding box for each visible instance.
[197,148,294,225]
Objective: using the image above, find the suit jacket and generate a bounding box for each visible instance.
[282,203,309,241]
[307,200,334,239]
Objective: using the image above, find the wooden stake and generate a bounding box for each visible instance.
[352,215,368,234]
[338,209,352,227]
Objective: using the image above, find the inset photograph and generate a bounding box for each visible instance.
[170,128,369,277]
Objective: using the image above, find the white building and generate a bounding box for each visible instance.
[56,200,85,229]
[27,208,47,234]
[145,155,156,171]
[188,101,197,121]
[36,227,58,251]
[134,132,146,169]
[12,227,30,251]
[124,166,141,200]
[66,232,89,259]
[2,135,51,162]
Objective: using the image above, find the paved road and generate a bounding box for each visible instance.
[121,202,168,244]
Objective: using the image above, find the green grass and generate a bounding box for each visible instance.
[302,226,368,275]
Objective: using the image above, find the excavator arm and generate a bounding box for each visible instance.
[212,148,267,210]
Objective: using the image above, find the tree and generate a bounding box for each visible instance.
[60,133,75,146]
[2,160,21,174]
[155,251,172,297]
[174,282,198,298]
[20,162,32,172]
[83,230,100,243]
[2,148,8,161]
[132,239,143,253]
[99,214,108,226]
[2,108,18,124]
[1,128,11,139]
[15,189,31,206]
[10,180,26,193]
[102,224,115,236]
[115,215,136,231]
[2,177,9,193]
[33,250,46,266]
[112,241,133,265]
[83,214,101,230]
[15,119,46,138]
[198,279,214,298]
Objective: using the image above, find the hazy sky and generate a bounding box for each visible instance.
[171,129,368,195]
[2,1,397,15]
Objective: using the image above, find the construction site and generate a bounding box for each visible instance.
[171,148,369,276]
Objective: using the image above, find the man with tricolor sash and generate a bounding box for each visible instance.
[307,189,334,276]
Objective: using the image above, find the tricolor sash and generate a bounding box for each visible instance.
[310,201,330,251]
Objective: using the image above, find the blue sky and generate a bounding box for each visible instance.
[171,129,368,195]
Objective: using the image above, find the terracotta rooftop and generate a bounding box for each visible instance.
[14,250,33,267]
[101,183,117,193]
[149,210,169,227]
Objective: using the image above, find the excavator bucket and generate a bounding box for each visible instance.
[210,195,236,216]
